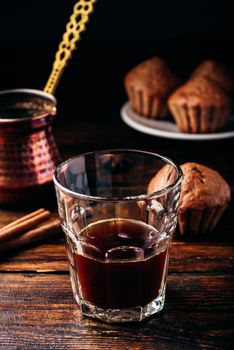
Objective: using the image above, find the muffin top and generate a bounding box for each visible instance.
[124,57,179,98]
[148,162,231,211]
[147,164,178,195]
[179,163,231,210]
[191,60,233,93]
[168,76,231,109]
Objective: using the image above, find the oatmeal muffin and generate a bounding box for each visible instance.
[124,57,180,118]
[191,60,233,93]
[148,162,231,236]
[168,76,231,133]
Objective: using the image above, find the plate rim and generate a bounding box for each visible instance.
[121,102,234,141]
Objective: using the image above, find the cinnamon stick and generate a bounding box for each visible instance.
[0,217,61,252]
[0,208,45,230]
[0,209,51,242]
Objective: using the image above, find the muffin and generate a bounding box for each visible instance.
[168,76,231,133]
[147,163,178,195]
[190,60,233,93]
[124,57,180,118]
[148,162,231,236]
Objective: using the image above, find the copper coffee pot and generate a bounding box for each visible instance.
[0,89,61,205]
[0,1,96,206]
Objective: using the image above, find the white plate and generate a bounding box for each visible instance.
[121,102,234,140]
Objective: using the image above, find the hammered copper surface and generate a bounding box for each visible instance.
[0,90,61,205]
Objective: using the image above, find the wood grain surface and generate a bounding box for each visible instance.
[0,114,233,349]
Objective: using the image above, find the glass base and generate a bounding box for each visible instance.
[73,287,166,323]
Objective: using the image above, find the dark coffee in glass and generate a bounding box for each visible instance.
[54,150,182,322]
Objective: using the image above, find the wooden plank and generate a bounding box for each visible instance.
[0,239,68,273]
[170,241,234,273]
[0,273,233,349]
[0,241,233,273]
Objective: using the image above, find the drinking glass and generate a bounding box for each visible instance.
[53,149,182,322]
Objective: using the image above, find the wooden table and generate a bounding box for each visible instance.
[0,113,233,349]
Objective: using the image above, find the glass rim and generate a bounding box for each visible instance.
[53,149,182,202]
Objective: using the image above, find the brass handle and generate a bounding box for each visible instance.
[44,0,96,95]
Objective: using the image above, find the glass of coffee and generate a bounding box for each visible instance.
[53,149,182,322]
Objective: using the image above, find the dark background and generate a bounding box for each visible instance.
[0,0,233,117]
